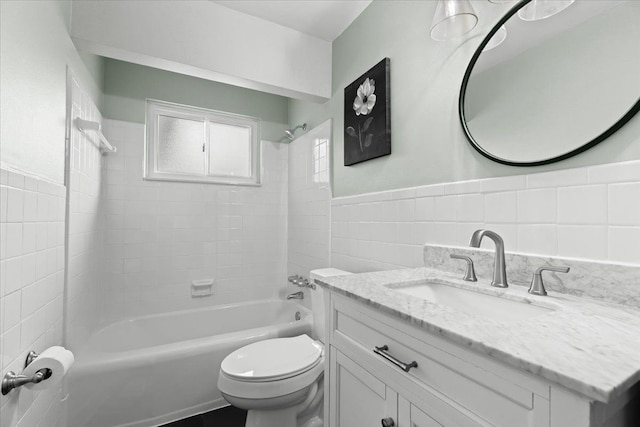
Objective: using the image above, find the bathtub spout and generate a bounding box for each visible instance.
[287,291,304,300]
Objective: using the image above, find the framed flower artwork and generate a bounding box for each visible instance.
[344,58,391,166]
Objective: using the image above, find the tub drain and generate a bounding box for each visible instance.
[295,311,301,321]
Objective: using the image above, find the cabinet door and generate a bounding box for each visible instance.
[330,347,398,427]
[399,396,443,427]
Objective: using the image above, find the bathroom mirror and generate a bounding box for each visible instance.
[459,0,640,166]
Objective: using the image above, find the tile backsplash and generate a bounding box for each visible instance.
[331,160,640,274]
[0,168,66,427]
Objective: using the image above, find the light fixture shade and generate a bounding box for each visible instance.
[482,25,507,52]
[430,0,478,41]
[518,0,575,21]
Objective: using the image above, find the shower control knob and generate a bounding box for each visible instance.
[381,417,395,427]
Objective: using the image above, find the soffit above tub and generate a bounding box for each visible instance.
[213,0,372,42]
[70,0,337,102]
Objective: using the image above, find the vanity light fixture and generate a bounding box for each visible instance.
[482,25,507,51]
[517,0,575,21]
[430,0,478,41]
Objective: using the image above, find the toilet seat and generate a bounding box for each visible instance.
[221,335,323,382]
[218,335,325,401]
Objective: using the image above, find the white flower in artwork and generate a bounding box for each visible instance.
[353,78,376,116]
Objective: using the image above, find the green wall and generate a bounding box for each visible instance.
[288,1,640,197]
[102,59,289,141]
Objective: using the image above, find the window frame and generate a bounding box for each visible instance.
[145,99,261,186]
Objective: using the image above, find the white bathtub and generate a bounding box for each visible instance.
[66,299,312,427]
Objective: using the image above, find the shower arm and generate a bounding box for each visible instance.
[284,123,308,140]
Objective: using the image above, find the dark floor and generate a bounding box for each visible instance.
[162,406,247,427]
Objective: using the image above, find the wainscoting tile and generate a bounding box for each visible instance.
[332,161,640,271]
[557,225,608,260]
[608,182,640,226]
[558,185,608,225]
[517,188,557,224]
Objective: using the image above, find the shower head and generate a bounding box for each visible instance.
[285,123,307,140]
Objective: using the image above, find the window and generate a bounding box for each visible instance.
[145,100,260,185]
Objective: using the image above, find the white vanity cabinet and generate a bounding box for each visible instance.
[324,292,635,427]
[330,346,443,427]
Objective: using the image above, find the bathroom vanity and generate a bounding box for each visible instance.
[316,269,640,427]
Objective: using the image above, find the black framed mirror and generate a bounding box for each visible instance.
[459,0,640,166]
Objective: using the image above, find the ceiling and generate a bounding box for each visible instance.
[214,0,372,41]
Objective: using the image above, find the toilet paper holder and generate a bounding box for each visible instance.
[1,351,52,395]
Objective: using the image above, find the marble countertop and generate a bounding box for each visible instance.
[316,267,640,403]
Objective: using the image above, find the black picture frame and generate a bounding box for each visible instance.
[344,58,391,166]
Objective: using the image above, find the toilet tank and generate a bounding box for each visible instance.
[309,268,351,343]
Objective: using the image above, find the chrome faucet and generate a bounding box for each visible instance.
[286,291,304,300]
[469,229,508,288]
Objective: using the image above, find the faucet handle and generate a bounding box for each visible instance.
[450,254,477,282]
[528,266,570,296]
[288,275,315,289]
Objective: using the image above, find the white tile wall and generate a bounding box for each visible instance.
[65,74,106,351]
[287,120,332,290]
[99,119,289,322]
[331,160,640,273]
[0,168,66,427]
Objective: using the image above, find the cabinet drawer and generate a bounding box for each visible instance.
[331,296,549,427]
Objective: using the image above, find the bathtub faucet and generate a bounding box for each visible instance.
[286,291,304,300]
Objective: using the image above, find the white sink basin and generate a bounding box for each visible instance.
[387,280,554,322]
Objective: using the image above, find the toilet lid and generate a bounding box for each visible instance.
[221,335,323,382]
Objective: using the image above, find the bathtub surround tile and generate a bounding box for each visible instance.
[99,119,289,323]
[330,160,639,274]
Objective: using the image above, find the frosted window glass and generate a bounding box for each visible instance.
[208,122,251,178]
[157,115,205,175]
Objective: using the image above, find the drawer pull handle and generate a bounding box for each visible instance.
[373,345,418,373]
[381,417,395,427]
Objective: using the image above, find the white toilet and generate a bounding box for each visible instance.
[217,268,351,427]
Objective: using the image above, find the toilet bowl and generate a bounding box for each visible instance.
[217,268,351,427]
